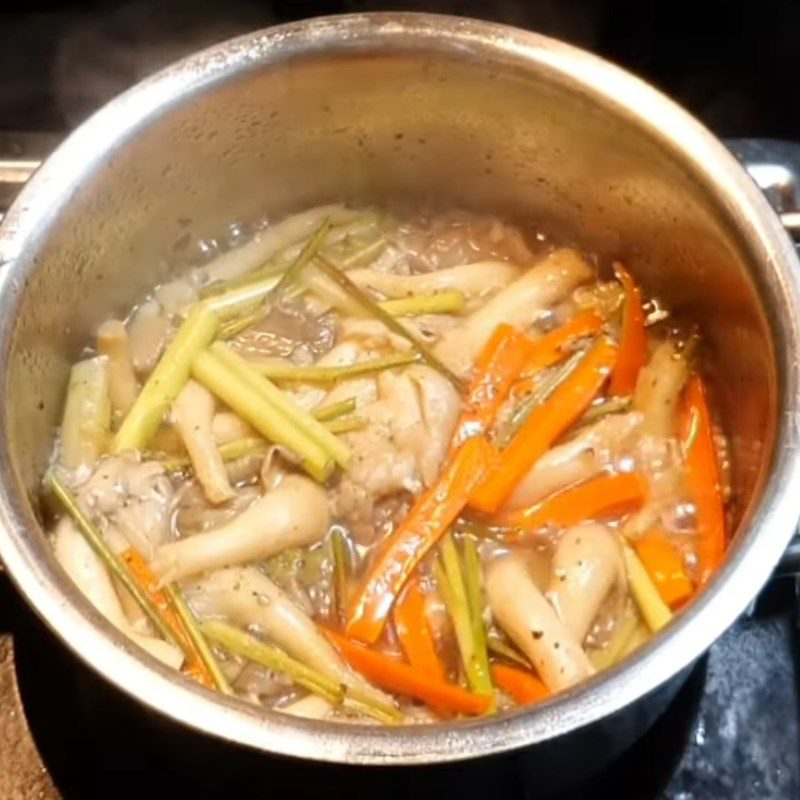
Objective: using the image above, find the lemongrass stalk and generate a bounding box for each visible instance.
[622,544,672,632]
[436,534,493,696]
[218,437,268,461]
[209,342,350,469]
[313,254,465,392]
[60,357,111,471]
[333,237,387,269]
[270,220,333,297]
[163,436,269,472]
[378,290,466,318]
[204,275,280,319]
[500,348,588,446]
[164,585,233,694]
[200,262,286,300]
[113,305,219,453]
[588,610,641,671]
[202,621,401,723]
[219,309,263,340]
[620,621,651,658]
[331,527,350,625]
[486,635,532,669]
[191,350,333,482]
[462,536,493,693]
[48,473,175,643]
[581,395,632,425]
[251,352,418,384]
[324,416,367,435]
[312,397,357,422]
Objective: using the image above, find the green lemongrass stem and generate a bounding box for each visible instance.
[331,527,350,625]
[580,395,632,426]
[162,436,268,472]
[219,309,264,340]
[622,544,672,632]
[251,352,419,384]
[588,610,641,672]
[620,621,651,658]
[682,407,701,457]
[191,350,333,482]
[202,621,401,723]
[209,342,350,469]
[462,536,493,693]
[312,254,466,392]
[60,357,111,471]
[312,397,357,422]
[204,275,281,319]
[500,347,589,447]
[270,220,333,297]
[48,473,175,643]
[203,621,341,702]
[332,236,387,269]
[113,305,219,453]
[486,635,532,669]
[324,416,367,435]
[378,291,466,318]
[436,533,492,696]
[164,585,233,694]
[200,262,286,300]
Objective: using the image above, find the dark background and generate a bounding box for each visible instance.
[0,0,799,138]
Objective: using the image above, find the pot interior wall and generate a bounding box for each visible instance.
[5,38,775,565]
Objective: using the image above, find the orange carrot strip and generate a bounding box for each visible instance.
[393,577,447,682]
[470,337,617,514]
[347,436,495,644]
[608,264,647,397]
[634,530,693,608]
[491,663,550,705]
[454,324,536,441]
[120,548,215,688]
[491,472,647,532]
[511,310,605,398]
[323,628,492,716]
[680,375,726,585]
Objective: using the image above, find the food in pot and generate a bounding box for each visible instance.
[45,205,729,724]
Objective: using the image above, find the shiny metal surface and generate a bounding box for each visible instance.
[0,13,798,766]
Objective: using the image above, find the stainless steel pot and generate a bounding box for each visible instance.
[0,12,798,772]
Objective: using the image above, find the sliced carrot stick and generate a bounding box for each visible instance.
[470,337,618,514]
[393,577,447,682]
[510,310,605,398]
[120,548,215,688]
[454,324,536,442]
[608,264,647,397]
[491,473,647,532]
[680,374,726,585]
[347,435,496,644]
[634,530,693,608]
[323,628,492,716]
[491,663,550,705]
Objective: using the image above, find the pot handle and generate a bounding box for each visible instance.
[726,138,800,577]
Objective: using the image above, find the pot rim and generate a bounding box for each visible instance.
[0,12,799,765]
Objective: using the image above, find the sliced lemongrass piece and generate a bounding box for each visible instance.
[202,621,401,723]
[250,352,418,384]
[378,290,466,318]
[324,416,368,435]
[165,585,233,694]
[208,343,350,469]
[113,305,219,453]
[312,397,357,422]
[313,254,465,392]
[191,350,333,482]
[48,473,175,643]
[486,635,532,669]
